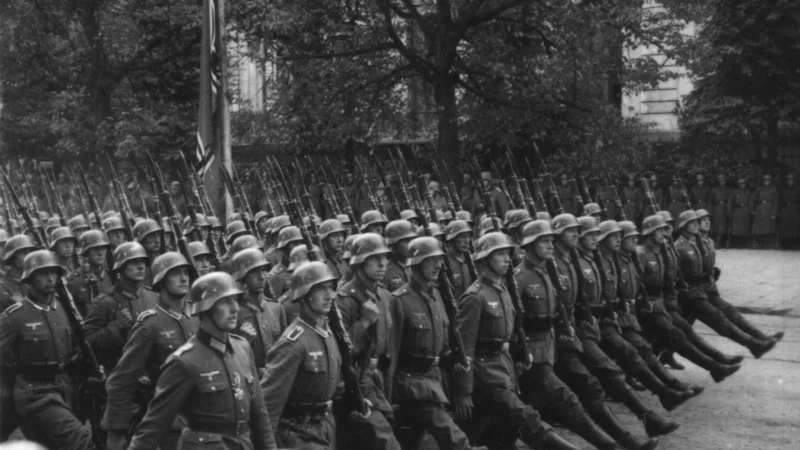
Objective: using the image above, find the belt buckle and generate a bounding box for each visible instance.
[501,342,510,352]
[236,420,248,435]
[431,356,440,367]
[369,358,378,371]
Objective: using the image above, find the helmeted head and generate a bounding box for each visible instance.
[229,234,262,256]
[151,252,192,292]
[521,220,555,260]
[676,210,699,233]
[79,229,110,257]
[406,236,445,267]
[319,218,346,252]
[359,210,388,234]
[341,234,358,261]
[287,244,320,272]
[536,211,551,222]
[503,209,532,232]
[583,203,602,218]
[455,210,473,226]
[444,219,472,254]
[473,231,514,261]
[68,215,90,236]
[21,250,65,284]
[289,261,338,304]
[349,233,390,266]
[224,220,248,245]
[400,209,420,226]
[4,235,38,266]
[232,247,270,281]
[189,272,243,317]
[276,225,303,251]
[112,241,148,273]
[270,215,291,235]
[478,216,502,237]
[132,218,163,244]
[384,220,418,246]
[45,217,61,235]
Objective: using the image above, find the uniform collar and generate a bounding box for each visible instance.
[26,292,57,311]
[114,282,142,301]
[157,300,186,320]
[298,311,331,338]
[523,257,546,273]
[197,328,233,354]
[241,292,265,311]
[409,275,435,299]
[352,272,379,299]
[479,274,505,292]
[447,249,465,263]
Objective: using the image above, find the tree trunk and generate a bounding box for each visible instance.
[434,74,460,183]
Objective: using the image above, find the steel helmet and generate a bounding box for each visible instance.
[21,250,64,283]
[641,215,668,236]
[188,241,213,259]
[4,235,38,264]
[151,252,192,288]
[349,233,390,266]
[598,220,623,241]
[67,215,89,233]
[22,218,42,236]
[455,210,473,225]
[478,216,502,237]
[341,234,359,260]
[45,217,62,234]
[289,261,338,302]
[207,215,223,230]
[37,211,50,222]
[619,221,640,239]
[225,220,248,244]
[384,220,418,245]
[504,209,532,230]
[263,217,276,235]
[79,229,110,255]
[473,231,514,261]
[271,215,291,234]
[423,223,445,239]
[445,220,472,242]
[132,218,163,243]
[102,210,118,220]
[400,210,419,222]
[336,214,351,226]
[7,218,19,232]
[302,215,321,230]
[0,229,9,245]
[577,216,601,238]
[359,210,388,232]
[536,211,552,222]
[287,244,321,272]
[112,241,148,271]
[319,218,346,240]
[189,272,243,315]
[48,227,77,249]
[184,214,210,236]
[229,234,262,257]
[695,209,711,220]
[432,209,446,223]
[276,225,303,250]
[521,220,555,247]
[232,247,270,280]
[406,236,445,266]
[657,210,674,224]
[254,211,270,227]
[227,213,242,223]
[551,214,579,235]
[676,210,699,230]
[195,214,211,229]
[103,216,126,233]
[583,203,602,217]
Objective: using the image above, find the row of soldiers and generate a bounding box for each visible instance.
[0,151,784,450]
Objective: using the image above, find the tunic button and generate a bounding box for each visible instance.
[211,386,216,391]
[199,438,204,442]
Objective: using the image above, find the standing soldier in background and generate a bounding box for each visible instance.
[0,236,38,312]
[128,272,277,450]
[481,172,510,221]
[727,177,751,248]
[666,176,689,221]
[384,220,417,292]
[557,174,579,217]
[231,248,286,375]
[103,252,197,450]
[621,176,643,226]
[68,216,91,241]
[335,233,401,450]
[690,174,711,211]
[709,174,732,247]
[67,230,114,317]
[444,220,475,299]
[750,174,778,249]
[261,261,346,449]
[267,225,304,298]
[84,241,158,372]
[646,175,665,216]
[779,174,799,249]
[188,241,215,276]
[131,218,164,287]
[103,216,129,250]
[319,218,348,280]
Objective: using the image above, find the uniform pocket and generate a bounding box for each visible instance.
[406,316,432,351]
[180,430,223,450]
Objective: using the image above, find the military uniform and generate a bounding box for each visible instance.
[0,267,26,313]
[0,295,93,450]
[103,301,198,448]
[666,186,689,221]
[780,183,800,242]
[234,294,286,372]
[66,264,114,317]
[690,184,711,211]
[750,185,778,236]
[83,284,159,371]
[620,186,643,224]
[335,274,400,450]
[324,249,347,281]
[709,185,732,239]
[261,313,341,449]
[388,278,472,450]
[726,188,751,238]
[384,258,410,293]
[128,328,277,450]
[266,263,291,299]
[446,250,474,299]
[602,186,620,221]
[452,275,552,449]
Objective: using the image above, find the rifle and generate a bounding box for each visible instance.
[232,165,258,230]
[179,151,209,217]
[1,168,107,450]
[291,160,324,250]
[395,149,422,210]
[307,156,340,218]
[355,156,382,214]
[104,157,135,241]
[37,164,56,217]
[252,165,277,218]
[439,159,464,213]
[324,156,359,234]
[370,152,401,218]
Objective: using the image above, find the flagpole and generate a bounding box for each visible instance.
[216,0,234,217]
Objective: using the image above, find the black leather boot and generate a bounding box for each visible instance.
[591,403,659,450]
[658,352,684,370]
[750,337,777,359]
[643,411,680,437]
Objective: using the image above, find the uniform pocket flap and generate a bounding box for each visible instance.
[197,382,228,394]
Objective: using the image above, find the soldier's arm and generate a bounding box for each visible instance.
[128,358,194,450]
[452,291,481,396]
[101,320,156,431]
[261,335,303,427]
[84,297,128,352]
[335,293,370,355]
[246,345,278,450]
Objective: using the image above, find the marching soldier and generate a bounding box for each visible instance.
[266,225,303,297]
[221,235,262,274]
[709,175,731,247]
[102,216,129,250]
[84,241,158,372]
[401,209,421,227]
[0,235,38,312]
[503,209,533,266]
[278,244,319,323]
[0,250,93,449]
[673,211,777,358]
[67,230,114,317]
[360,210,389,235]
[665,176,689,221]
[264,215,290,268]
[335,233,401,450]
[556,174,579,217]
[131,218,164,287]
[128,272,277,450]
[231,248,287,374]
[726,177,751,248]
[48,227,78,275]
[261,261,348,449]
[453,231,580,450]
[444,220,475,299]
[319,218,348,280]
[750,174,778,248]
[384,220,417,292]
[103,252,198,450]
[68,215,91,240]
[779,174,800,249]
[645,175,664,216]
[621,176,643,225]
[188,241,215,276]
[690,174,711,211]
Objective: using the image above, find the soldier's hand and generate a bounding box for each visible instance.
[349,399,373,421]
[515,354,533,374]
[359,301,380,326]
[116,308,133,331]
[453,395,474,420]
[107,431,128,450]
[119,307,133,322]
[239,322,257,340]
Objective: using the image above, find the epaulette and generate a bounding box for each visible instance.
[171,342,194,358]
[229,333,246,341]
[286,325,304,342]
[464,280,483,296]
[393,286,412,297]
[66,269,81,282]
[136,309,157,323]
[3,302,23,315]
[513,267,522,275]
[270,265,285,275]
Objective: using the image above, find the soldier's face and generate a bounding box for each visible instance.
[622,236,638,253]
[31,269,58,295]
[699,217,711,232]
[651,228,665,244]
[56,240,75,259]
[304,281,335,315]
[452,233,471,253]
[256,218,268,234]
[123,259,147,282]
[365,224,384,235]
[142,233,160,252]
[210,296,240,331]
[531,236,554,260]
[764,178,771,186]
[13,249,33,270]
[486,249,511,276]
[164,267,190,297]
[326,232,345,252]
[602,232,622,252]
[697,178,704,185]
[579,231,599,251]
[194,256,213,276]
[663,224,673,235]
[361,254,388,282]
[408,218,420,227]
[108,230,126,246]
[73,227,89,239]
[211,229,222,240]
[245,267,268,293]
[418,256,443,282]
[685,220,699,234]
[86,247,106,266]
[559,228,579,249]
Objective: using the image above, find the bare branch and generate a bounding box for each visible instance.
[282,42,398,61]
[464,0,527,27]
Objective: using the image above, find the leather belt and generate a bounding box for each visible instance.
[522,315,555,333]
[188,420,249,437]
[644,284,663,295]
[684,275,709,285]
[398,354,439,373]
[16,363,66,380]
[475,340,509,357]
[283,401,332,422]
